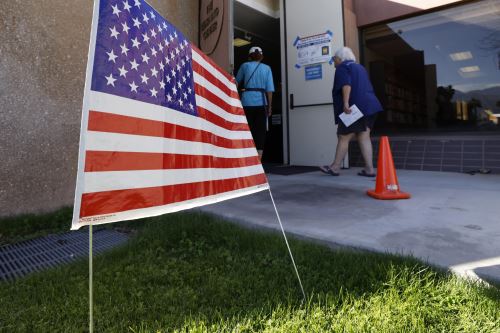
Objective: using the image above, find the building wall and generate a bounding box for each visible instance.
[0,0,199,218]
[200,0,233,73]
[343,0,360,59]
[353,0,462,27]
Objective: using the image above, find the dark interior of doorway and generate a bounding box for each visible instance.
[233,2,282,163]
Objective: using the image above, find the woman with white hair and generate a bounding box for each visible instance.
[319,46,383,176]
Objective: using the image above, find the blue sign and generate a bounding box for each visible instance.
[305,64,322,81]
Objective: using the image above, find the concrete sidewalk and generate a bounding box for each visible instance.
[200,168,500,283]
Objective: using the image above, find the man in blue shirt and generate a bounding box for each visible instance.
[320,47,383,177]
[236,46,275,158]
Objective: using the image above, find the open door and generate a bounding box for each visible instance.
[281,0,345,166]
[233,1,282,164]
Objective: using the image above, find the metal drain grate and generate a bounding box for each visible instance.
[0,229,129,281]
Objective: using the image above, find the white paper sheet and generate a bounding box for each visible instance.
[339,104,363,127]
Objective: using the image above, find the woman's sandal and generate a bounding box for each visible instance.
[357,170,376,177]
[319,165,340,176]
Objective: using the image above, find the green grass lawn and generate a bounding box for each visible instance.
[0,211,499,332]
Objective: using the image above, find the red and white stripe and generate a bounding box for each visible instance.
[72,47,268,229]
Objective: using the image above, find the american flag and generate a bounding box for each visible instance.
[72,0,268,230]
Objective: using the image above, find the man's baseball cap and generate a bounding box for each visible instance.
[249,46,263,54]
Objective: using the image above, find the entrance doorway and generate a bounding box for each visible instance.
[233,2,283,163]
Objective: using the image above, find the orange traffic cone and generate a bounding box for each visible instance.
[367,136,410,200]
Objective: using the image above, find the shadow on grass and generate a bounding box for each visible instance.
[1,212,499,332]
[0,207,73,246]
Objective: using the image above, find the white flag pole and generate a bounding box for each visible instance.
[76,0,98,328]
[89,223,94,333]
[268,188,306,301]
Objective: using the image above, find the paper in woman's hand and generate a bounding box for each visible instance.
[339,104,363,127]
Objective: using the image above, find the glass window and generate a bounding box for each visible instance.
[362,0,500,133]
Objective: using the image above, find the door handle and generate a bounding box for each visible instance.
[289,93,333,109]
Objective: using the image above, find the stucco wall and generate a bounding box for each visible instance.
[0,0,199,217]
[343,0,360,59]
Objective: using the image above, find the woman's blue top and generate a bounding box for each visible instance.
[332,60,383,124]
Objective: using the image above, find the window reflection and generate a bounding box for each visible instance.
[362,0,500,133]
